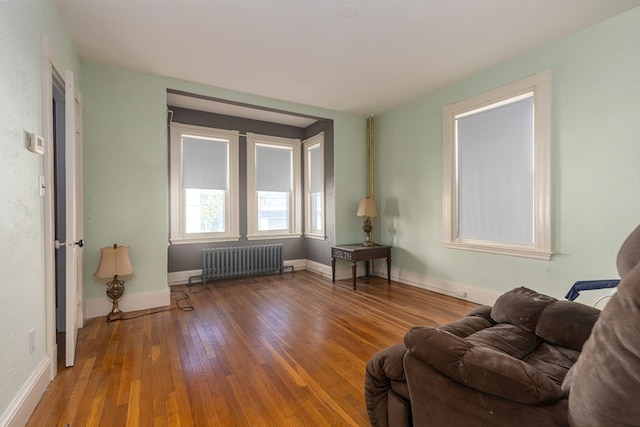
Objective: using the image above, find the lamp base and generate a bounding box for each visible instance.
[106,307,124,322]
[362,218,374,246]
[106,278,126,322]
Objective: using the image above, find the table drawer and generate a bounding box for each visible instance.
[331,248,353,261]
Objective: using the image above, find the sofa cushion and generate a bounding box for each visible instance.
[535,300,600,351]
[438,315,493,338]
[465,323,540,357]
[525,343,580,385]
[404,326,564,404]
[491,287,557,332]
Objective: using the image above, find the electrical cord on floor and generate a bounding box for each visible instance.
[116,289,194,321]
[172,289,195,311]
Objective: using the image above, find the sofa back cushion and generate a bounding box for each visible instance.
[535,301,600,351]
[490,287,557,332]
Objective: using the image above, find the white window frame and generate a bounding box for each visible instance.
[303,132,325,240]
[442,69,552,260]
[170,122,240,244]
[246,132,302,240]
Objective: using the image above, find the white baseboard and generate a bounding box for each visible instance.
[84,288,171,320]
[168,269,203,286]
[303,259,332,279]
[0,352,54,427]
[165,260,499,306]
[387,267,501,306]
[327,259,498,305]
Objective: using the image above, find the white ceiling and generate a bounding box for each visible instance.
[54,0,639,117]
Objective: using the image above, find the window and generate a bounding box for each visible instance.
[442,70,552,259]
[303,133,325,239]
[170,123,239,243]
[246,133,301,239]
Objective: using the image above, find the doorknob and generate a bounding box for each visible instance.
[54,239,84,249]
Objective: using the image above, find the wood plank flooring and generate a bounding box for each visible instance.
[27,270,478,427]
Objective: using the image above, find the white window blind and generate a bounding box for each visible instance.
[309,144,322,193]
[182,136,228,190]
[256,145,292,192]
[456,96,534,245]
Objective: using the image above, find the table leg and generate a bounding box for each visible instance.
[386,255,391,282]
[351,261,357,290]
[331,257,336,282]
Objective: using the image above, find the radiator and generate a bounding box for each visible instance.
[191,244,285,285]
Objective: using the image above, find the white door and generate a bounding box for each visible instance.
[64,70,83,367]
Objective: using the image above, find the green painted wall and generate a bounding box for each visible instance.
[0,0,80,419]
[3,2,638,422]
[375,7,640,303]
[81,64,367,299]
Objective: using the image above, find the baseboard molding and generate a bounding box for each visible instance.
[0,351,54,427]
[165,261,499,306]
[84,288,171,320]
[303,259,332,279]
[168,269,202,286]
[388,268,501,306]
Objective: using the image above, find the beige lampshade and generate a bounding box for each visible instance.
[357,198,378,218]
[94,245,134,279]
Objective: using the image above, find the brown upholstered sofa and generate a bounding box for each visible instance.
[365,224,640,426]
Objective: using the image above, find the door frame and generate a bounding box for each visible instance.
[41,37,84,373]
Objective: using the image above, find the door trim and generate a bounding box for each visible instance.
[41,37,59,378]
[41,37,84,372]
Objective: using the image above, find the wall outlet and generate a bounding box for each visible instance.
[29,328,35,354]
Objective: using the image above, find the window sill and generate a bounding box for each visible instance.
[247,233,302,241]
[304,233,326,240]
[443,240,552,260]
[170,235,241,245]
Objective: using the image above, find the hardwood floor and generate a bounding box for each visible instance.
[27,270,478,427]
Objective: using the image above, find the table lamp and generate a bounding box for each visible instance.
[357,197,377,247]
[94,244,134,322]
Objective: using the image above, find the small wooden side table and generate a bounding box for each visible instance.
[331,244,392,290]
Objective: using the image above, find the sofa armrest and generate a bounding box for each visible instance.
[365,344,411,427]
[404,352,570,427]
